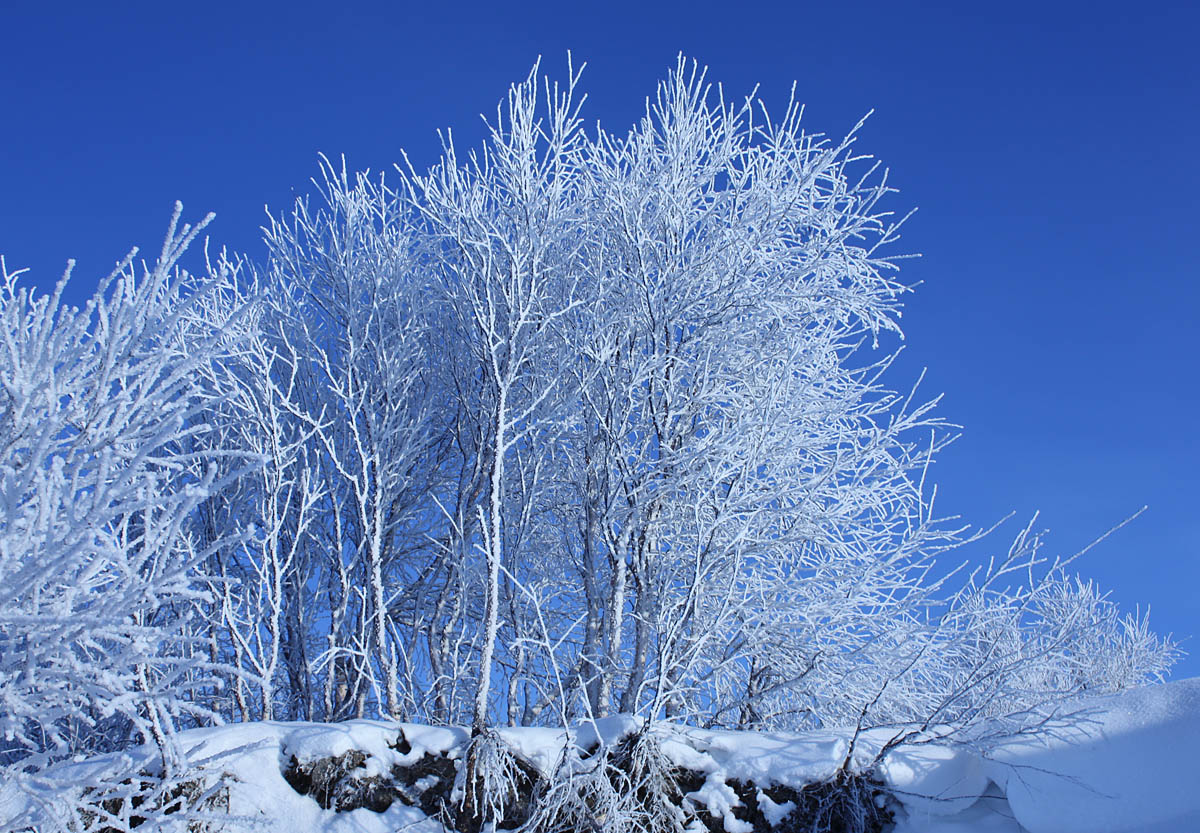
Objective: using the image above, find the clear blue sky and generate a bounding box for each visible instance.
[3,1,1197,675]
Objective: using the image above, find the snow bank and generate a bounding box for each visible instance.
[880,744,991,818]
[889,677,1200,833]
[983,677,1200,833]
[6,679,1197,832]
[661,726,851,785]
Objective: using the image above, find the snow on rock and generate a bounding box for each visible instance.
[663,726,849,786]
[685,774,747,832]
[284,721,394,760]
[573,713,643,750]
[756,789,796,827]
[185,721,445,833]
[494,726,571,776]
[399,723,470,760]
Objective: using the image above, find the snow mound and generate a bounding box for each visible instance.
[983,677,1200,833]
[889,677,1200,833]
[880,744,991,818]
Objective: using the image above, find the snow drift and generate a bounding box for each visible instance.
[888,677,1200,832]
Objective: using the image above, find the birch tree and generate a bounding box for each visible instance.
[531,59,951,725]
[163,59,1178,740]
[261,158,451,720]
[402,60,589,733]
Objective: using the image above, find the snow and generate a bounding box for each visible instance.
[981,677,1200,833]
[5,679,1199,832]
[685,775,747,832]
[493,726,571,776]
[880,743,991,817]
[756,789,796,827]
[662,726,851,785]
[894,793,1024,833]
[891,677,1200,833]
[574,714,643,747]
[399,723,470,759]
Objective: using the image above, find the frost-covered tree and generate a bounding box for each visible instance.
[862,515,1179,753]
[400,60,591,733]
[191,58,1174,738]
[182,272,328,724]
[0,206,248,825]
[254,158,453,722]
[554,60,960,726]
[5,61,1163,765]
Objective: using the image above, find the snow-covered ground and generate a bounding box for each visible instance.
[4,679,1197,833]
[888,677,1200,833]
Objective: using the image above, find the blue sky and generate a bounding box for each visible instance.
[3,1,1197,675]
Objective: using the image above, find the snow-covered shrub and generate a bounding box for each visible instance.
[77,769,232,833]
[457,729,541,832]
[0,206,248,829]
[836,517,1181,759]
